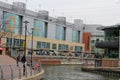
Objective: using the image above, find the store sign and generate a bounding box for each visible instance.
[0,31,11,38]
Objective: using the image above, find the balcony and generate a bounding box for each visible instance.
[95,40,119,49]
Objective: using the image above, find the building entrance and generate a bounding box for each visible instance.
[0,50,2,55]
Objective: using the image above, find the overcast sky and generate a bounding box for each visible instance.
[1,0,120,26]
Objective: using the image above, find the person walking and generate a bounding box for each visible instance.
[21,55,26,76]
[16,54,20,66]
[94,53,99,67]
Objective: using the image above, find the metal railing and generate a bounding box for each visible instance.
[83,58,120,68]
[0,62,42,80]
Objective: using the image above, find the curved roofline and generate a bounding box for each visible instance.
[97,25,120,31]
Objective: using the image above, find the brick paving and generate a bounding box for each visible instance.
[0,55,36,80]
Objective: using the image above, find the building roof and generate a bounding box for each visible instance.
[97,24,120,30]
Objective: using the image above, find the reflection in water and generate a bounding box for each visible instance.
[43,65,119,80]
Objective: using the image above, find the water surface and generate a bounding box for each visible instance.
[42,65,119,80]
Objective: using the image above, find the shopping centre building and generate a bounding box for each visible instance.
[0,1,85,56]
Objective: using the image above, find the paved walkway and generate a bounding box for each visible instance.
[0,55,35,80]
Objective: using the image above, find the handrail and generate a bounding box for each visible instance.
[83,58,119,68]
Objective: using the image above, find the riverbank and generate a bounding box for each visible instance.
[81,67,120,77]
[31,55,83,65]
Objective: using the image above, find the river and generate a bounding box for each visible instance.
[42,65,119,80]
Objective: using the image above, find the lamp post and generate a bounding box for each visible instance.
[82,25,85,59]
[118,30,120,67]
[31,28,34,66]
[24,21,29,56]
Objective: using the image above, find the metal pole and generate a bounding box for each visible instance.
[10,32,12,56]
[31,28,34,66]
[24,21,29,56]
[30,28,34,75]
[118,30,120,67]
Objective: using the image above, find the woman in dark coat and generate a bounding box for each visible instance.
[21,55,26,76]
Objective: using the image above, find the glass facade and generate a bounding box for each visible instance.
[34,20,45,37]
[52,43,57,49]
[37,41,50,49]
[58,44,68,51]
[105,29,119,41]
[104,28,119,58]
[72,29,79,42]
[55,26,65,40]
[6,38,25,48]
[75,46,82,52]
[6,38,12,47]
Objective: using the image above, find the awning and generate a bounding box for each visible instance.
[0,48,6,50]
[95,40,119,49]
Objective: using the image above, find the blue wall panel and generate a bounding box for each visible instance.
[34,20,45,37]
[72,30,78,42]
[3,12,21,34]
[55,26,64,40]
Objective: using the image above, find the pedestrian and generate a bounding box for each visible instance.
[94,53,99,67]
[36,62,40,72]
[16,54,20,66]
[21,55,26,76]
[98,54,102,67]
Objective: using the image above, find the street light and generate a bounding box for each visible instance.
[24,21,29,56]
[31,28,34,66]
[29,28,34,75]
[118,30,120,67]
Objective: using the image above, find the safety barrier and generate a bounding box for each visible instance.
[82,58,120,77]
[0,62,43,80]
[83,58,119,68]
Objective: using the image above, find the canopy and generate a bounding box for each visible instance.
[0,48,6,50]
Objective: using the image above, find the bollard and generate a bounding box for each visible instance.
[0,65,3,80]
[9,65,14,80]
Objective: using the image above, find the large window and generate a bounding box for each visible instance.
[37,41,50,49]
[55,26,65,40]
[19,39,25,48]
[58,44,68,51]
[105,29,119,41]
[75,46,82,52]
[6,38,12,47]
[72,29,79,42]
[34,20,46,37]
[6,38,24,48]
[14,39,19,47]
[37,41,41,49]
[52,43,57,49]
